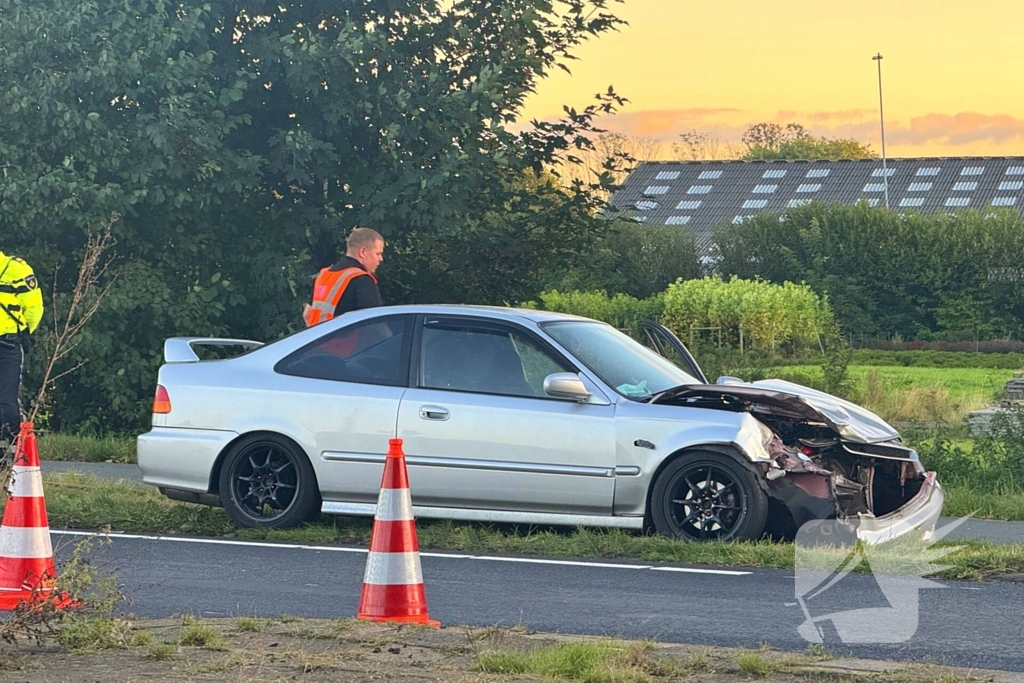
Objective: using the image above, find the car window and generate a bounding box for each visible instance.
[276,317,410,386]
[419,320,570,398]
[543,321,698,399]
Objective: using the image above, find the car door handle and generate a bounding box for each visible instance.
[419,405,450,421]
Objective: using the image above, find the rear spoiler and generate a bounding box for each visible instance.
[163,337,264,364]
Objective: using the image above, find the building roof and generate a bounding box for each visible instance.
[608,157,1024,252]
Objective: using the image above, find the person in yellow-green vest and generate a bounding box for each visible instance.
[0,251,43,447]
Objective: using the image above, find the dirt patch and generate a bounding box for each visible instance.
[0,616,1014,682]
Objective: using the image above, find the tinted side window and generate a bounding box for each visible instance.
[276,317,410,386]
[419,322,569,398]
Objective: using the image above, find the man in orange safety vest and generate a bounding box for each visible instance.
[303,227,385,326]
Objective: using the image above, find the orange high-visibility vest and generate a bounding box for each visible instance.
[306,266,378,326]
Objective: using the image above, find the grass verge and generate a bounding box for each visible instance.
[3,616,1000,683]
[39,472,1024,582]
[38,434,136,464]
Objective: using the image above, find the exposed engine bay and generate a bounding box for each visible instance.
[649,383,929,535]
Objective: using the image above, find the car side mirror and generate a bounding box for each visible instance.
[543,373,592,402]
[716,376,745,386]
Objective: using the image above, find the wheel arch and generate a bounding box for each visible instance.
[643,443,770,529]
[209,430,321,498]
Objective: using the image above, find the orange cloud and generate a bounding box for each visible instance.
[590,107,1024,154]
[891,112,1024,146]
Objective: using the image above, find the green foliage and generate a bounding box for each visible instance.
[715,203,1024,342]
[849,349,1024,369]
[1,0,626,432]
[661,277,834,352]
[527,290,665,333]
[177,622,224,649]
[546,222,702,300]
[736,651,774,678]
[740,122,875,161]
[478,640,670,682]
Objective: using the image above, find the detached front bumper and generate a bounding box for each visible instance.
[854,472,944,545]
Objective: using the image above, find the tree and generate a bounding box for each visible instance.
[0,0,627,431]
[673,130,740,161]
[554,132,665,197]
[740,122,875,161]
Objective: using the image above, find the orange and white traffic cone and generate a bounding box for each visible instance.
[0,422,69,610]
[357,438,439,627]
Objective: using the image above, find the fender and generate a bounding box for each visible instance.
[613,411,773,516]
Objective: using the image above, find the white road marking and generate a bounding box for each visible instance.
[51,530,752,576]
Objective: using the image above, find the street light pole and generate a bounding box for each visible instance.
[872,53,889,210]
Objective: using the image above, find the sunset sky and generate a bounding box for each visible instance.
[519,0,1024,158]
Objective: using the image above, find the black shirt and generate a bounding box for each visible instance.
[329,256,382,317]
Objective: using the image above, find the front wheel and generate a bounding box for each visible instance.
[650,451,768,542]
[218,434,320,529]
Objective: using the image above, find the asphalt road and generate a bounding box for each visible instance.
[42,460,1024,545]
[53,530,1024,672]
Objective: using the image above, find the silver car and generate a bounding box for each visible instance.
[137,305,944,543]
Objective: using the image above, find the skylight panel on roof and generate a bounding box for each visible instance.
[762,169,787,179]
[945,197,970,207]
[872,168,896,177]
[676,200,702,210]
[866,198,881,207]
[665,216,691,225]
[999,181,1024,191]
[732,215,748,225]
[992,197,1018,207]
[753,184,778,194]
[698,170,723,180]
[742,199,768,209]
[635,200,659,211]
[907,182,932,192]
[961,166,985,176]
[643,185,669,196]
[788,199,812,208]
[899,198,924,207]
[797,184,821,193]
[632,215,648,223]
[863,183,886,192]
[686,185,713,195]
[916,167,940,176]
[954,181,978,191]
[1007,166,1024,175]
[655,171,681,181]
[806,169,830,178]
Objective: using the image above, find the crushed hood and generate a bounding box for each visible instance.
[649,378,900,444]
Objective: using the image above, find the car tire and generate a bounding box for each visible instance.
[218,433,320,529]
[650,450,768,542]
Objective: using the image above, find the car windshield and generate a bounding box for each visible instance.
[542,321,700,400]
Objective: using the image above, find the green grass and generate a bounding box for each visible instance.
[737,651,774,678]
[36,472,1024,581]
[478,640,673,681]
[38,433,136,464]
[769,365,1016,422]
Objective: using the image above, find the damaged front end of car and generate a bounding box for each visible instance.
[650,380,944,544]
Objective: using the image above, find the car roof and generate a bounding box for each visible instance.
[362,304,596,324]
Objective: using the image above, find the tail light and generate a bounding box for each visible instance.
[153,385,172,414]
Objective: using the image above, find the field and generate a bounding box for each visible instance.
[770,364,1017,423]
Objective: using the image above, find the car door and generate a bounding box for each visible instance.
[637,320,708,383]
[396,315,616,514]
[273,314,413,503]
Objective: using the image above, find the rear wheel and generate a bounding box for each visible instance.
[650,451,768,542]
[218,434,320,529]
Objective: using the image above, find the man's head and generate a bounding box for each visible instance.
[346,227,385,275]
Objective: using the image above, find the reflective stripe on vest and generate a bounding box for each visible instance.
[307,267,375,326]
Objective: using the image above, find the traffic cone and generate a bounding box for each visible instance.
[357,438,439,627]
[0,422,69,609]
